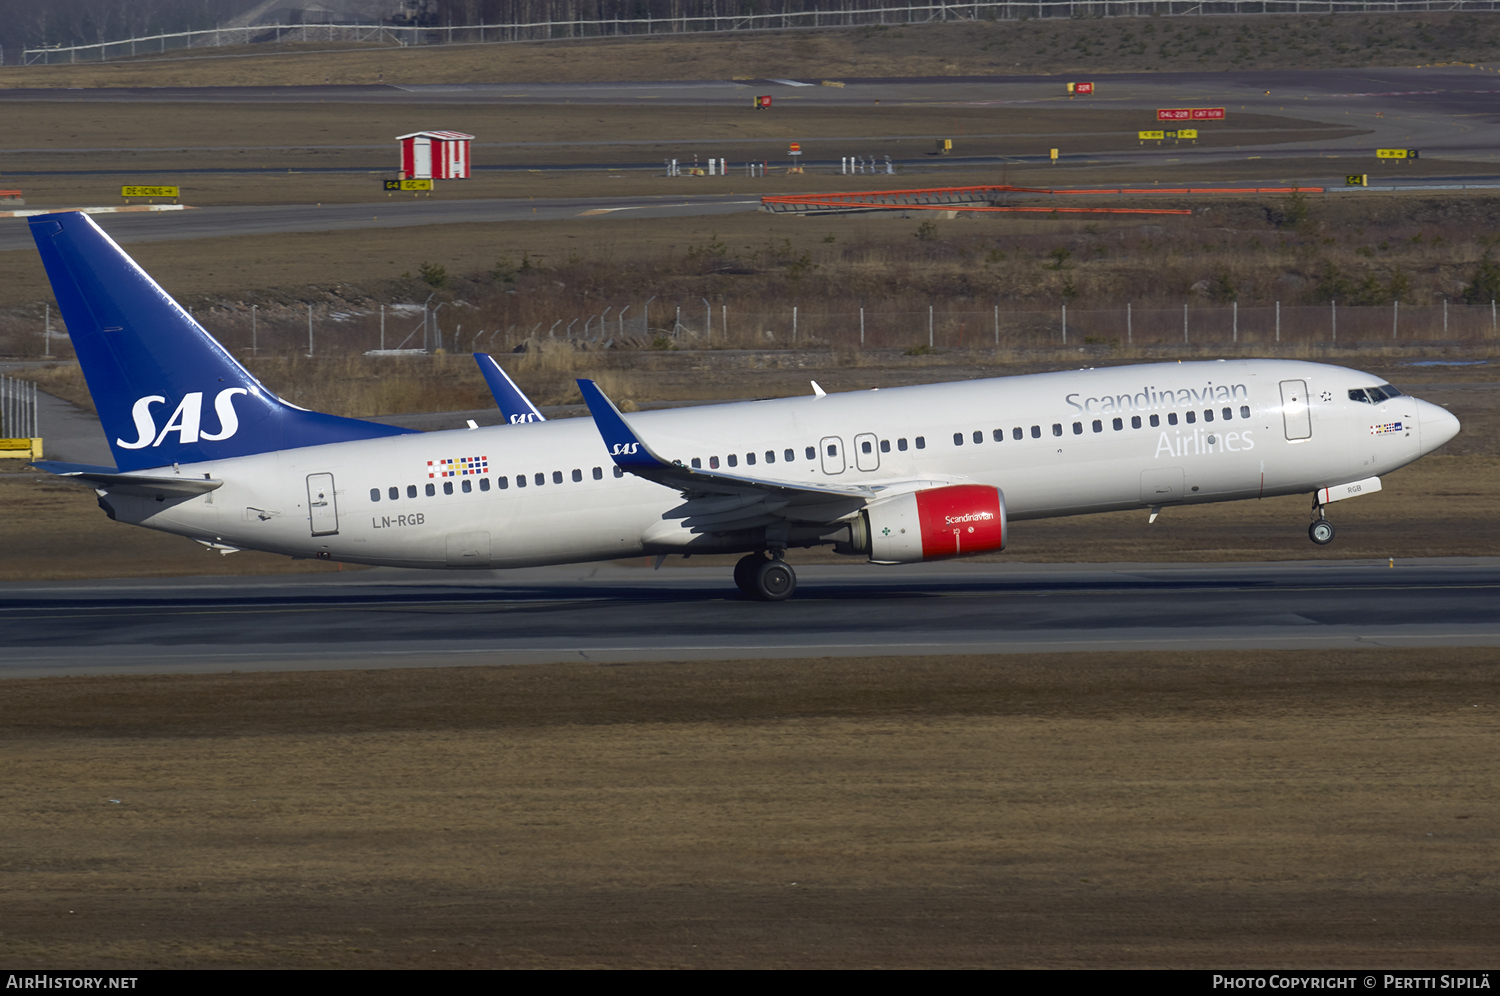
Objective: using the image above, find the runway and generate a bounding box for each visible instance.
[4,557,1498,678]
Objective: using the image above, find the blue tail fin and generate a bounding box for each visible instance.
[30,212,409,472]
[474,353,546,423]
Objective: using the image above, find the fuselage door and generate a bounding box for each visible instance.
[853,432,880,472]
[820,436,846,475]
[307,473,339,536]
[1279,380,1312,440]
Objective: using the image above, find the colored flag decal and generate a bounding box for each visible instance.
[1370,422,1403,435]
[428,455,490,477]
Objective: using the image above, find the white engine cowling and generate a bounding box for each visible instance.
[846,484,1007,564]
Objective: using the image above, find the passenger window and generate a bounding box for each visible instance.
[953,433,964,446]
[880,440,890,453]
[535,472,545,486]
[785,449,795,462]
[1012,427,1023,440]
[498,477,509,489]
[1131,416,1141,429]
[746,452,756,466]
[572,469,582,482]
[443,481,453,495]
[552,471,562,484]
[805,447,816,460]
[973,431,983,444]
[1149,414,1160,427]
[1052,423,1062,437]
[1203,409,1214,422]
[1185,411,1196,424]
[727,454,738,467]
[766,450,775,463]
[462,479,472,493]
[425,483,436,496]
[861,441,873,454]
[614,466,624,478]
[710,456,719,469]
[1092,420,1102,433]
[1222,407,1233,420]
[826,444,837,457]
[593,467,603,480]
[480,478,491,492]
[1031,425,1041,438]
[897,438,908,451]
[1240,405,1251,419]
[1072,422,1083,435]
[691,457,701,469]
[517,475,526,488]
[407,485,417,498]
[1112,418,1123,431]
[915,436,926,450]
[992,429,1004,442]
[370,488,380,502]
[1168,412,1179,426]
[388,486,399,500]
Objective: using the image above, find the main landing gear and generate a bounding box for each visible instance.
[1308,498,1336,546]
[734,550,797,602]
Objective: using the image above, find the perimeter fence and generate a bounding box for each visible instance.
[7,301,1497,358]
[23,0,1500,65]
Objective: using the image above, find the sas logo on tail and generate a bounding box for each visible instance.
[509,413,541,424]
[610,442,640,456]
[117,389,249,450]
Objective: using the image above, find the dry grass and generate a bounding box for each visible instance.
[1,648,1495,968]
[6,14,1500,88]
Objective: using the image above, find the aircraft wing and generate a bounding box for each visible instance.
[577,378,944,530]
[475,353,545,423]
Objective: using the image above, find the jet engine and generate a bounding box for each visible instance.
[835,484,1006,563]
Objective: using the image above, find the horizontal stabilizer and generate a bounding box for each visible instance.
[35,461,222,498]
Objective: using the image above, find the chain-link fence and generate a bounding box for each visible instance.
[24,0,1500,64]
[6,300,1497,359]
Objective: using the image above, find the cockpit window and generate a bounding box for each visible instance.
[1352,384,1403,404]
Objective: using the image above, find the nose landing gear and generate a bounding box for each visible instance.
[1309,518,1336,545]
[1309,497,1336,546]
[733,550,798,601]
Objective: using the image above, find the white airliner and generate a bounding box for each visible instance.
[30,212,1460,600]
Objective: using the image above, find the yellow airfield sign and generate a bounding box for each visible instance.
[1139,130,1166,141]
[121,186,178,198]
[1376,149,1420,159]
[385,179,434,191]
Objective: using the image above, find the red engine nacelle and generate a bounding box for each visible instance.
[842,484,1007,563]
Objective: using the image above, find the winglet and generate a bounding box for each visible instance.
[474,353,545,423]
[576,379,669,472]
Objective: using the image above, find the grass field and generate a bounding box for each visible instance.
[2,648,1494,968]
[6,13,1500,88]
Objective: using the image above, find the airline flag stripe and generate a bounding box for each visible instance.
[428,455,489,478]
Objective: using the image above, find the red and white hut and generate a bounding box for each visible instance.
[397,131,474,180]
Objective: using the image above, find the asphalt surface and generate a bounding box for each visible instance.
[5,66,1500,249]
[3,557,1497,678]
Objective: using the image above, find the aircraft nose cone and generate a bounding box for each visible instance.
[1418,400,1461,453]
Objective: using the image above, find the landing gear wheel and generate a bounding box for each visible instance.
[1309,520,1336,546]
[751,558,797,602]
[733,552,766,596]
